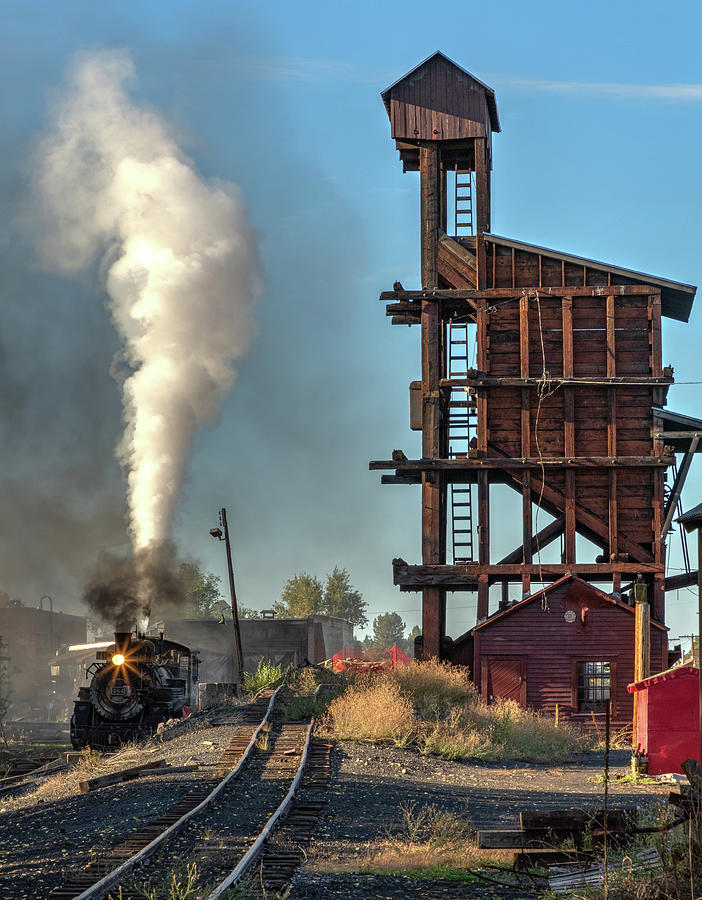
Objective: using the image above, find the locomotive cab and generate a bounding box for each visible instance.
[70,630,199,749]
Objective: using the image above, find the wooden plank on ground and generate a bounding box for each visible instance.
[79,759,166,793]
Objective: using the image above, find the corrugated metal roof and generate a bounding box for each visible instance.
[628,664,698,693]
[677,501,702,529]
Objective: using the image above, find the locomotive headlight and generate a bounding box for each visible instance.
[112,653,125,666]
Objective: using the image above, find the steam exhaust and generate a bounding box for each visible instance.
[33,50,262,625]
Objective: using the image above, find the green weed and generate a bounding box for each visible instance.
[243,660,285,695]
[109,862,200,900]
[284,695,322,720]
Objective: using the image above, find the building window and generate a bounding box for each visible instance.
[576,661,611,712]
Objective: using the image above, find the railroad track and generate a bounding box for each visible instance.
[0,759,71,797]
[48,688,279,900]
[48,685,331,899]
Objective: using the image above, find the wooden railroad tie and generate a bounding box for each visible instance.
[477,808,634,851]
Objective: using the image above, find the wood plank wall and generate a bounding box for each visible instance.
[471,580,667,726]
[484,291,661,580]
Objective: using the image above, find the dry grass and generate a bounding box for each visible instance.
[323,678,416,745]
[320,661,584,762]
[289,666,318,696]
[0,743,151,814]
[312,801,511,878]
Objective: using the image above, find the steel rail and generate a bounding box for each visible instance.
[204,714,316,899]
[0,761,70,795]
[71,686,283,900]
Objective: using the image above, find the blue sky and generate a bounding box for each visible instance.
[1,0,701,645]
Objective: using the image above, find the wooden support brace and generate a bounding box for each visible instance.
[633,579,651,747]
[419,142,445,658]
[497,515,565,565]
[477,573,489,621]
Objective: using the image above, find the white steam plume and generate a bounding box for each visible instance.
[33,50,261,549]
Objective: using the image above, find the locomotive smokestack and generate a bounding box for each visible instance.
[114,632,132,657]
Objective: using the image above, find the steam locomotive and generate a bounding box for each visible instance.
[70,631,199,749]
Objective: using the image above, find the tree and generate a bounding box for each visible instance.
[406,625,422,657]
[238,606,260,619]
[370,612,406,649]
[274,573,324,618]
[178,562,226,618]
[323,567,368,627]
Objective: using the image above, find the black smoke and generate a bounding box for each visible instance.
[83,542,186,631]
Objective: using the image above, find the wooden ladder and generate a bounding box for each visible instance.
[448,320,476,562]
[454,166,474,236]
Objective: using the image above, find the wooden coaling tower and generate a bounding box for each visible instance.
[370,52,698,660]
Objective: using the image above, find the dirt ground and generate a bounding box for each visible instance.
[288,742,671,900]
[0,712,673,900]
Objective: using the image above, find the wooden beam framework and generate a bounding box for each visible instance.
[371,87,693,642]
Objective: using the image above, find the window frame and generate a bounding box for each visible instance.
[571,657,616,716]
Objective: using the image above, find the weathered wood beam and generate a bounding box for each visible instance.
[475,137,490,235]
[488,441,655,564]
[370,455,673,471]
[381,474,421,485]
[442,375,674,387]
[605,293,618,564]
[562,295,576,565]
[419,141,445,659]
[379,284,662,302]
[519,296,532,590]
[477,470,490,619]
[656,431,702,441]
[393,561,665,590]
[665,570,698,591]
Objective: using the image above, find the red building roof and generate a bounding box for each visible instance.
[472,574,668,633]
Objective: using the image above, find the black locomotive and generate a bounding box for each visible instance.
[70,631,199,748]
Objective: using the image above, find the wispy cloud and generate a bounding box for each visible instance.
[231,54,391,86]
[226,55,702,103]
[488,74,702,101]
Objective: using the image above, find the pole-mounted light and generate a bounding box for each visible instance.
[209,508,244,680]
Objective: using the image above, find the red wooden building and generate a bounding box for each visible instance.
[370,52,698,722]
[452,575,667,728]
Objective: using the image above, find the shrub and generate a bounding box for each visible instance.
[289,666,317,696]
[242,659,284,695]
[285,695,323,720]
[390,659,477,719]
[321,662,584,763]
[485,698,581,761]
[322,677,416,744]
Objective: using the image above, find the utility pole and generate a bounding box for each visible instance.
[632,577,650,749]
[209,508,244,680]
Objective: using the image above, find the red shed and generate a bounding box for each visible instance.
[452,575,667,729]
[628,666,700,775]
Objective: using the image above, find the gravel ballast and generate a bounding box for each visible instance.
[0,708,672,900]
[0,708,243,900]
